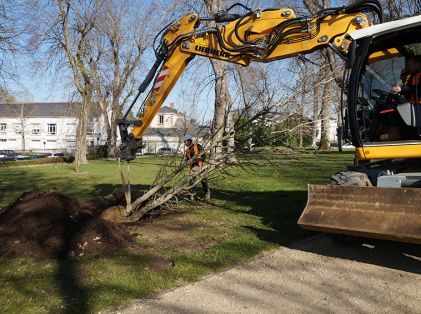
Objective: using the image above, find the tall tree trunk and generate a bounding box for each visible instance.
[209,59,232,159]
[226,110,235,156]
[108,123,118,158]
[204,0,233,160]
[101,102,113,156]
[337,110,343,152]
[74,93,90,171]
[298,79,306,147]
[102,99,120,158]
[319,67,332,150]
[108,103,120,157]
[311,77,321,148]
[235,65,253,151]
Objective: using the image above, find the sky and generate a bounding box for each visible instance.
[9,0,349,123]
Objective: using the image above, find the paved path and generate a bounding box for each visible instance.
[102,235,421,314]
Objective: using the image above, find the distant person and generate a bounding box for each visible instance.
[183,135,210,201]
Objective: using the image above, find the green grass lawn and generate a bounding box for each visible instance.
[0,152,353,313]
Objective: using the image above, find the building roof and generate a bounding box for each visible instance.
[0,102,99,118]
[158,106,179,114]
[143,127,184,137]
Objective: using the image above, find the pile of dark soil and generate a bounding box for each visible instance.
[0,189,137,259]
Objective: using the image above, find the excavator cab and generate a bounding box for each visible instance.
[299,16,421,244]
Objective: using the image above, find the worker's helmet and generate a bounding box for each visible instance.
[183,134,193,141]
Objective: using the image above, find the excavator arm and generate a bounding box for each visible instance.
[118,0,382,160]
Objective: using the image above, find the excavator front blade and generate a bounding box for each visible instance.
[298,184,421,244]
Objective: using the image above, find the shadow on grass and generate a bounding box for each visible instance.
[206,188,313,246]
[176,187,421,275]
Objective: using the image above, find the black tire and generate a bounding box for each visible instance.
[330,171,372,186]
[328,171,372,243]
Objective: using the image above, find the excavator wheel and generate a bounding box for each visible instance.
[327,171,372,243]
[330,171,372,187]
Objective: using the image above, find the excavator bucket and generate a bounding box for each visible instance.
[298,184,421,244]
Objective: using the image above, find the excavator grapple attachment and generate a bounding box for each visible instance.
[298,184,421,244]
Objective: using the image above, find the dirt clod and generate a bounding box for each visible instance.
[0,189,136,259]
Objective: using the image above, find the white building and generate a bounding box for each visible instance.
[0,102,103,152]
[316,118,339,143]
[0,102,198,154]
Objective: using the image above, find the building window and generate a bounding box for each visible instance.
[0,139,6,142]
[159,115,164,124]
[48,124,56,135]
[0,123,6,133]
[14,124,21,134]
[32,124,40,135]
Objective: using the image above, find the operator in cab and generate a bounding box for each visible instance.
[390,54,421,139]
[391,54,421,98]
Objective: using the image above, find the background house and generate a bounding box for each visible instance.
[0,102,104,152]
[141,103,199,154]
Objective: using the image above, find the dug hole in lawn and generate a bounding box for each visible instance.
[0,188,168,259]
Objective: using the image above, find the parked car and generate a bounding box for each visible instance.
[157,147,178,155]
[30,153,51,159]
[0,150,16,161]
[15,154,31,160]
[48,152,65,158]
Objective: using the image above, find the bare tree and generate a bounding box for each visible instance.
[27,0,104,171]
[0,1,21,84]
[91,0,156,157]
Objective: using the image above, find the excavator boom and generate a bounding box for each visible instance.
[118,0,382,159]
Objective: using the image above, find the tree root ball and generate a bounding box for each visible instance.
[101,205,131,223]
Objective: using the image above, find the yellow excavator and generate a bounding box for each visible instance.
[117,0,421,244]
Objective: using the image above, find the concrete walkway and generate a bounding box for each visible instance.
[102,235,421,314]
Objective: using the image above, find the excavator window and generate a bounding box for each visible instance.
[355,27,421,144]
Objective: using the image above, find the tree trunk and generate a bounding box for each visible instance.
[101,102,113,157]
[337,112,343,152]
[226,110,235,154]
[235,65,253,151]
[209,59,232,160]
[74,94,90,171]
[204,0,233,160]
[298,79,306,148]
[319,67,332,151]
[108,101,120,157]
[311,77,321,148]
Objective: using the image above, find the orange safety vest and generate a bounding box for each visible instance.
[185,143,204,170]
[409,72,421,105]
